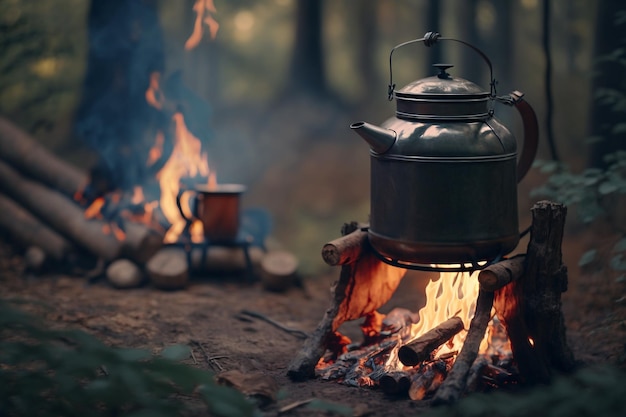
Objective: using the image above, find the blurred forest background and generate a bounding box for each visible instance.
[0,0,623,274]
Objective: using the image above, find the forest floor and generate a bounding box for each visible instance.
[2,98,626,416]
[1,219,625,417]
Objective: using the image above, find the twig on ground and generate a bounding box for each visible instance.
[238,309,308,340]
[191,340,227,372]
[278,398,314,414]
[190,348,198,365]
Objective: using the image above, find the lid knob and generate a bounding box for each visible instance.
[433,63,454,79]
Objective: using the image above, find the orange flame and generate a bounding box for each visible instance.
[385,268,481,368]
[158,112,212,243]
[185,0,219,50]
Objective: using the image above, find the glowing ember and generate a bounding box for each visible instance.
[316,265,515,392]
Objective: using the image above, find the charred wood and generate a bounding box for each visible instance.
[409,361,448,401]
[432,290,494,405]
[379,371,411,396]
[523,201,575,373]
[465,356,490,393]
[288,222,406,381]
[397,316,464,366]
[380,307,419,336]
[495,201,575,384]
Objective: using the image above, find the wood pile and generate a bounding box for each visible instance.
[0,117,281,289]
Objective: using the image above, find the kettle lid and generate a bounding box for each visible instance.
[395,64,491,121]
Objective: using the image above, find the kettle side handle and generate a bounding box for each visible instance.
[497,91,539,182]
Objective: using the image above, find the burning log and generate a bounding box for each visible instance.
[321,226,368,266]
[431,290,494,405]
[478,255,526,292]
[397,316,465,366]
[0,193,75,263]
[0,160,162,263]
[0,117,86,196]
[379,371,412,396]
[408,361,448,401]
[465,356,490,393]
[380,307,419,336]
[287,223,406,381]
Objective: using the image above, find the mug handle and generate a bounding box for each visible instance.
[176,189,197,221]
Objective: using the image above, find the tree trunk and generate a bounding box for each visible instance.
[424,0,442,74]
[457,0,483,86]
[287,0,328,96]
[355,0,378,92]
[75,0,167,193]
[589,0,626,167]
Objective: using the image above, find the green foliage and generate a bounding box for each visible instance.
[532,153,626,275]
[425,366,626,417]
[532,9,626,276]
[0,299,258,417]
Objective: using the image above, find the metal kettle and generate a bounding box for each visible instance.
[352,32,539,270]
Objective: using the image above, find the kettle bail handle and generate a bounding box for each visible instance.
[388,31,497,101]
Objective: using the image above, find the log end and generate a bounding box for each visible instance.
[321,244,340,266]
[260,250,299,292]
[397,346,421,367]
[107,259,144,289]
[146,248,189,290]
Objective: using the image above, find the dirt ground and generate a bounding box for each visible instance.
[1,217,625,417]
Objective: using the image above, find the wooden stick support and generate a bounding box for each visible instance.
[478,255,526,292]
[321,227,368,266]
[431,290,494,405]
[494,201,575,385]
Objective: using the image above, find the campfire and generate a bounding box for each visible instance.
[288,202,575,405]
[0,0,291,290]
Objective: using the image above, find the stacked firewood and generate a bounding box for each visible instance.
[0,117,297,290]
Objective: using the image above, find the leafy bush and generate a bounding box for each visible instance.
[532,152,626,276]
[0,299,259,417]
[425,366,626,417]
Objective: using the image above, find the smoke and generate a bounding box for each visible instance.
[75,0,213,195]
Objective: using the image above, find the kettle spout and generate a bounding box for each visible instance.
[350,121,396,154]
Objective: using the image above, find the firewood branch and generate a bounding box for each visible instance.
[321,226,368,266]
[397,317,464,366]
[478,255,526,292]
[431,290,494,406]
